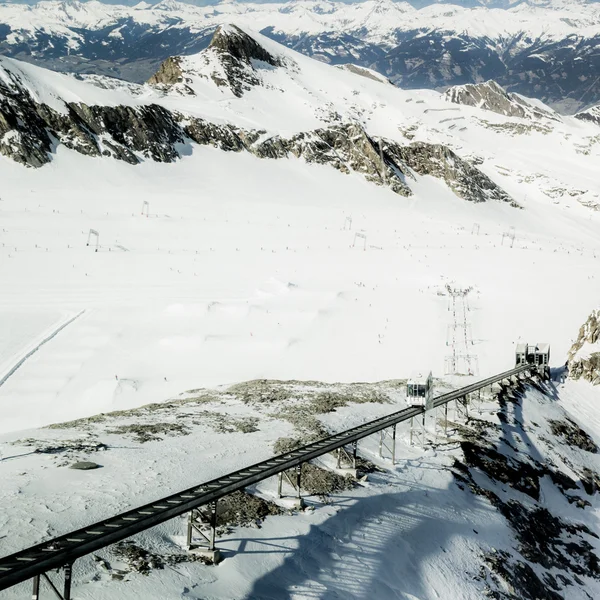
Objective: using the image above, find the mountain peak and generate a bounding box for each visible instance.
[575,104,600,127]
[208,24,282,70]
[147,25,285,98]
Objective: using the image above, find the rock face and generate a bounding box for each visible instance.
[0,66,516,204]
[444,81,558,121]
[391,142,520,206]
[575,106,600,127]
[205,24,284,98]
[568,310,600,385]
[147,56,186,89]
[0,28,517,206]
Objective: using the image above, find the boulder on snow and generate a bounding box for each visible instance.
[69,461,102,470]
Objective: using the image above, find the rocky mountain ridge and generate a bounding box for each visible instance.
[576,105,600,128]
[1,0,600,112]
[444,80,559,121]
[0,26,520,206]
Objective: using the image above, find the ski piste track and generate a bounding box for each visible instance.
[0,363,537,598]
[0,311,85,390]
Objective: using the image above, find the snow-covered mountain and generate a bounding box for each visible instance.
[1,0,600,112]
[2,23,600,208]
[1,23,600,600]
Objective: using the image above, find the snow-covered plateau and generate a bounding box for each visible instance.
[1,23,600,600]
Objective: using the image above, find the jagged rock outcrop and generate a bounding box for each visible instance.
[0,37,517,205]
[390,142,519,206]
[0,75,517,203]
[205,24,284,97]
[254,124,414,196]
[181,118,413,195]
[147,56,185,87]
[568,310,600,385]
[575,106,600,127]
[146,56,196,96]
[444,81,558,121]
[147,24,286,98]
[0,69,55,167]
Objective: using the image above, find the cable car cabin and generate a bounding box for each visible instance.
[515,342,550,376]
[407,372,433,407]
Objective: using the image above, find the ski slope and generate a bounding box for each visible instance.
[0,136,599,434]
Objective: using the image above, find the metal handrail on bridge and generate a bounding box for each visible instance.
[0,363,535,596]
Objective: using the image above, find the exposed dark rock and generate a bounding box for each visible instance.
[69,461,101,470]
[548,418,598,453]
[580,467,600,496]
[204,24,283,98]
[575,106,600,127]
[391,142,519,205]
[112,541,211,574]
[106,422,190,443]
[273,436,357,496]
[147,56,184,86]
[258,123,414,196]
[210,490,282,528]
[452,385,600,595]
[0,57,516,205]
[69,103,183,163]
[568,309,600,385]
[0,69,54,167]
[460,441,541,500]
[484,550,564,600]
[445,80,558,121]
[300,463,355,496]
[209,25,280,69]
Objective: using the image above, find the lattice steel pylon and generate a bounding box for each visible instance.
[445,285,477,375]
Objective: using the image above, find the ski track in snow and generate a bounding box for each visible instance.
[0,310,85,390]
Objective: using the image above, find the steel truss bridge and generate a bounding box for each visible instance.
[0,364,537,599]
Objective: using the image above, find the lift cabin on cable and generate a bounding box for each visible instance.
[515,342,550,377]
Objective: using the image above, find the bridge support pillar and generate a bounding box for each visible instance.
[277,465,305,509]
[187,501,222,563]
[335,444,358,477]
[30,564,73,600]
[444,403,448,436]
[379,425,397,463]
[63,564,72,600]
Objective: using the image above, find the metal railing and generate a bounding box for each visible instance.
[0,363,535,596]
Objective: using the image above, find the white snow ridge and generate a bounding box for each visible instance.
[1,22,600,600]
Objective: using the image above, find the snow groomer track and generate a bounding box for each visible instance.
[0,364,537,599]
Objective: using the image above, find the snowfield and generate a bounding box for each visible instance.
[1,24,600,600]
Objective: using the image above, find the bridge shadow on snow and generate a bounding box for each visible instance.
[232,471,502,600]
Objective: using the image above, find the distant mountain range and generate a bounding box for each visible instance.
[1,0,600,112]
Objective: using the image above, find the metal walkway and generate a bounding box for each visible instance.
[0,363,535,597]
